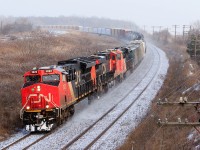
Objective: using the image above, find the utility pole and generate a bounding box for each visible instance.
[0,21,2,34]
[183,25,191,39]
[155,26,163,41]
[158,26,162,32]
[172,25,179,41]
[152,26,155,35]
[165,27,170,33]
[183,25,186,39]
[143,25,146,32]
[194,35,197,59]
[157,98,200,127]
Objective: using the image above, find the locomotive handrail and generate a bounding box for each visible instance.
[20,98,31,119]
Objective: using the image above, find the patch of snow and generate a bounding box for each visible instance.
[195,145,200,150]
[0,129,29,149]
[189,71,193,75]
[190,64,194,70]
[187,132,194,141]
[182,82,200,95]
[8,134,44,150]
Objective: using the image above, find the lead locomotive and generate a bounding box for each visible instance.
[20,40,146,132]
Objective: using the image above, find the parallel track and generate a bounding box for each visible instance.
[2,134,31,150]
[84,46,161,150]
[22,131,52,150]
[2,124,65,150]
[61,45,160,150]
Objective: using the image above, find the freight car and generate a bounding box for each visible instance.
[40,25,131,38]
[20,40,146,132]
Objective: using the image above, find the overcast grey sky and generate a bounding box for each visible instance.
[0,0,199,32]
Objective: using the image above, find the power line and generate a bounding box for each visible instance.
[183,25,192,39]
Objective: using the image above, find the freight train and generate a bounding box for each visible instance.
[40,25,142,40]
[20,39,146,132]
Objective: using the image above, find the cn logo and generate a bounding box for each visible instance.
[28,93,53,103]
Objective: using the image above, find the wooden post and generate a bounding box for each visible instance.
[0,21,2,34]
[194,36,197,59]
[152,26,155,35]
[172,25,179,41]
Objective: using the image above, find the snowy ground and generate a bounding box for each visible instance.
[0,44,169,150]
[90,44,168,149]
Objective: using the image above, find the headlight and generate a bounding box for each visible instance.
[37,86,41,92]
[26,106,30,110]
[46,105,49,109]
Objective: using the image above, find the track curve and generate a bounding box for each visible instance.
[0,44,168,150]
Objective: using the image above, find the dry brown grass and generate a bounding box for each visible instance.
[0,31,123,139]
[119,37,200,149]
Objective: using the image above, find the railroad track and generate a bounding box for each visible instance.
[2,134,32,150]
[2,125,63,150]
[58,45,161,150]
[85,46,161,150]
[1,45,163,150]
[1,133,44,150]
[22,131,52,150]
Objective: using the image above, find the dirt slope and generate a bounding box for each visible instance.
[119,39,200,149]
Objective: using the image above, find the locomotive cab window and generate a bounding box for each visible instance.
[112,55,115,60]
[62,74,66,82]
[95,65,99,70]
[117,54,121,60]
[26,75,41,83]
[67,69,76,82]
[67,74,72,82]
[105,55,110,60]
[42,74,60,82]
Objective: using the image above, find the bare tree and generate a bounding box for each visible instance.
[193,20,200,30]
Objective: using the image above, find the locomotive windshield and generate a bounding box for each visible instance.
[42,74,60,82]
[26,75,41,83]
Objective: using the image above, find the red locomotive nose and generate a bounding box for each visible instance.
[29,93,44,109]
[21,83,59,111]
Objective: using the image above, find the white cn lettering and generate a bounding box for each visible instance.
[28,93,52,104]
